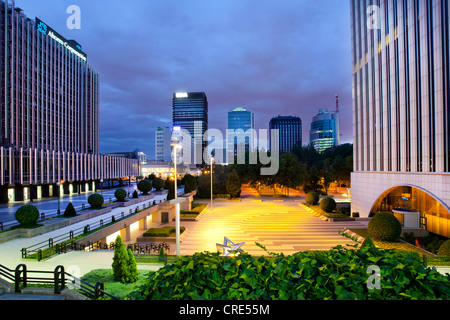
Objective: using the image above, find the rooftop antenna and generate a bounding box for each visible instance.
[335,94,339,113]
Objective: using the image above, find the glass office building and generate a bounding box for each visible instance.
[172,92,208,165]
[269,116,302,154]
[227,108,255,160]
[310,109,340,153]
[0,1,139,203]
[350,0,450,238]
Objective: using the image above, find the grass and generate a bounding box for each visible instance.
[349,228,435,257]
[81,269,154,300]
[180,202,207,217]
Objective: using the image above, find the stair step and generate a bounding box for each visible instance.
[0,293,65,300]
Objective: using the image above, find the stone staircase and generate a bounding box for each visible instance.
[0,287,66,300]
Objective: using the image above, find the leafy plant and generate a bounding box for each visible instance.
[368,212,402,242]
[320,197,336,213]
[114,188,127,202]
[15,205,40,226]
[64,202,77,217]
[305,192,319,205]
[152,178,165,191]
[88,193,104,209]
[437,240,450,256]
[137,179,152,195]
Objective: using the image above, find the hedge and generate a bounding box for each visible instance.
[368,212,402,241]
[15,205,40,226]
[143,227,186,238]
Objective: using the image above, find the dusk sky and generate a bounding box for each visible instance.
[16,0,353,160]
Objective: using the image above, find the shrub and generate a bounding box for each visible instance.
[132,190,139,198]
[64,202,76,217]
[137,179,152,195]
[129,244,450,300]
[112,236,130,283]
[143,226,186,238]
[184,174,197,193]
[305,192,319,205]
[88,193,104,209]
[437,239,450,256]
[226,169,241,198]
[368,212,402,242]
[114,188,127,202]
[126,248,139,283]
[320,197,336,213]
[15,205,40,226]
[166,180,175,201]
[152,178,165,191]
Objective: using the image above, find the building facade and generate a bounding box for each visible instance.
[227,107,255,161]
[350,0,450,238]
[172,92,208,165]
[0,1,139,203]
[155,127,172,162]
[269,116,302,154]
[310,108,340,153]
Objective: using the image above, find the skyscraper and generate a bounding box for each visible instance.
[350,0,450,238]
[0,2,139,203]
[310,108,340,153]
[155,127,172,162]
[172,92,208,165]
[227,108,255,160]
[269,116,302,154]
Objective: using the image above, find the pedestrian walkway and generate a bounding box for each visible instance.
[179,200,365,256]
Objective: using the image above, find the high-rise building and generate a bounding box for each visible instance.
[227,108,255,161]
[350,0,450,238]
[0,2,139,203]
[269,116,302,154]
[155,127,172,162]
[172,92,208,165]
[310,108,340,153]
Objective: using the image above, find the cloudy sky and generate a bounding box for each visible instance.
[16,0,353,159]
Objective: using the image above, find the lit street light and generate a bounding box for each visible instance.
[170,197,186,257]
[210,156,214,210]
[171,143,182,199]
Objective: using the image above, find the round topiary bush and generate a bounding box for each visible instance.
[305,192,320,205]
[114,188,127,202]
[137,179,152,195]
[367,212,402,241]
[320,197,336,213]
[88,193,104,209]
[15,205,40,226]
[152,178,165,191]
[437,239,450,256]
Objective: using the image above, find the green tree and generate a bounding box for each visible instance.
[166,179,176,201]
[112,235,129,283]
[126,248,139,283]
[64,202,77,217]
[152,178,165,191]
[226,169,241,198]
[183,174,197,193]
[276,152,306,196]
[148,173,156,181]
[137,179,152,195]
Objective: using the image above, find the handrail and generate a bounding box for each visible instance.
[0,263,118,300]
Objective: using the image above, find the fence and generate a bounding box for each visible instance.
[21,200,162,261]
[0,264,118,300]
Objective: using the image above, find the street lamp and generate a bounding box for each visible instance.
[170,197,186,257]
[56,181,62,215]
[171,143,182,199]
[210,156,214,210]
[100,179,104,195]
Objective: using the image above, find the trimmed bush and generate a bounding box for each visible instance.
[88,193,104,209]
[137,179,152,195]
[305,192,319,205]
[64,202,77,217]
[368,212,402,242]
[437,239,450,256]
[132,190,139,198]
[143,226,186,238]
[114,188,127,202]
[152,178,165,191]
[320,197,336,213]
[15,205,40,226]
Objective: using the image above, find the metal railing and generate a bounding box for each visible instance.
[21,199,165,261]
[0,264,118,300]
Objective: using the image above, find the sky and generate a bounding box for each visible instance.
[15,0,354,160]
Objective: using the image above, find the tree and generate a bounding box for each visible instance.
[64,202,77,217]
[114,188,127,202]
[126,248,139,283]
[183,174,197,193]
[148,173,156,181]
[226,169,242,198]
[137,179,152,195]
[166,180,176,201]
[276,152,306,196]
[152,178,165,191]
[112,235,130,283]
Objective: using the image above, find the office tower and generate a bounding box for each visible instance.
[0,2,139,203]
[350,0,450,238]
[310,108,340,153]
[155,127,172,162]
[227,108,255,160]
[269,116,302,154]
[172,92,208,165]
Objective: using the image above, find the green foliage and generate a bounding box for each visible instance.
[137,179,152,195]
[112,236,138,284]
[88,193,104,209]
[320,197,336,213]
[64,202,77,217]
[437,240,450,257]
[226,169,241,198]
[129,244,450,300]
[132,190,139,198]
[148,174,156,181]
[305,192,320,205]
[183,174,197,194]
[143,226,186,237]
[152,178,165,191]
[114,188,127,202]
[15,205,40,226]
[368,212,402,242]
[166,180,176,201]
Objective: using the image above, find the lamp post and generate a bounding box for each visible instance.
[171,143,182,199]
[100,179,104,195]
[210,156,214,210]
[56,181,62,215]
[170,197,186,257]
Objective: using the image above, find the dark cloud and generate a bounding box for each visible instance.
[15,0,353,159]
